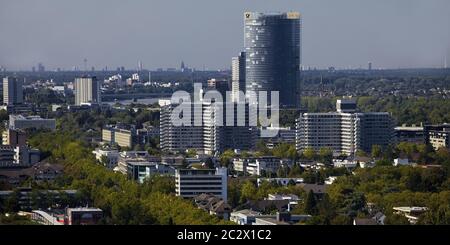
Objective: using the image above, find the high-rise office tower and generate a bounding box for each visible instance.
[74,77,101,105]
[244,12,301,108]
[231,52,246,103]
[3,77,23,105]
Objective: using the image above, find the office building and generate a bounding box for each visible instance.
[424,124,450,150]
[102,124,136,148]
[74,77,101,105]
[9,115,56,131]
[296,99,395,155]
[3,77,23,105]
[175,167,228,202]
[116,151,172,183]
[395,124,425,144]
[244,12,301,107]
[0,145,40,167]
[231,52,246,102]
[2,129,27,147]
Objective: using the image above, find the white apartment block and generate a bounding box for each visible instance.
[233,157,281,176]
[296,99,394,155]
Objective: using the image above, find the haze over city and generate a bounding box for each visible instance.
[1,0,450,71]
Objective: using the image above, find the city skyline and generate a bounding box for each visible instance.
[0,0,450,71]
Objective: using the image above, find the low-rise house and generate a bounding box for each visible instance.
[257,177,304,187]
[393,158,410,166]
[194,193,231,220]
[333,159,357,169]
[353,218,378,225]
[230,209,261,225]
[230,210,311,225]
[297,183,328,199]
[266,194,299,211]
[325,176,338,185]
[253,212,311,225]
[241,199,291,214]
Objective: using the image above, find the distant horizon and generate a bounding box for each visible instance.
[1,0,449,70]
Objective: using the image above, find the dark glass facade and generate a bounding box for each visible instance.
[244,12,301,108]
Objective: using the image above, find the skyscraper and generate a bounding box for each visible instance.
[244,12,301,108]
[74,77,101,105]
[231,52,246,103]
[3,77,23,105]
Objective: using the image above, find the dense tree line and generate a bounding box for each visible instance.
[26,132,231,225]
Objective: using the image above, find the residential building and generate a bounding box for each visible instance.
[253,212,310,225]
[175,167,228,202]
[160,102,204,153]
[233,157,281,176]
[92,148,119,169]
[194,193,231,220]
[244,12,301,108]
[3,77,23,105]
[257,177,304,187]
[296,98,395,155]
[160,101,257,154]
[424,124,450,150]
[230,209,262,225]
[297,184,328,199]
[9,114,56,131]
[74,77,101,105]
[202,102,258,155]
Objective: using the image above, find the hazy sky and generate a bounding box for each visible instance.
[1,0,450,70]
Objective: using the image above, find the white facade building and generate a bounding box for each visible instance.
[175,167,228,202]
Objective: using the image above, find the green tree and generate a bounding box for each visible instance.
[371,145,382,159]
[303,148,316,160]
[304,190,318,215]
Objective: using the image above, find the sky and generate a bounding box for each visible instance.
[1,0,450,71]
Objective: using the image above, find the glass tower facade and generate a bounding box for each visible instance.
[244,12,301,108]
